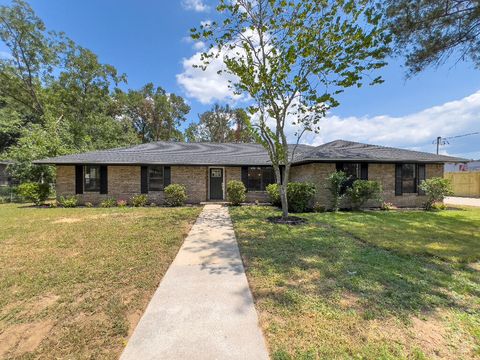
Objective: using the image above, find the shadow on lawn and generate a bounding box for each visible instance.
[232,207,480,320]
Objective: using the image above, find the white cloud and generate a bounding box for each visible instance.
[297,91,480,158]
[192,41,206,51]
[177,50,248,104]
[182,0,210,12]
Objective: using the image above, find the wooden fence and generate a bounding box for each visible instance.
[445,172,480,197]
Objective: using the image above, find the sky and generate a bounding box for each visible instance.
[1,0,480,159]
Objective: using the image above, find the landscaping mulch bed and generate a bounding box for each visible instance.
[267,215,307,225]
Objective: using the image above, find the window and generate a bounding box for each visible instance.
[340,163,361,179]
[247,167,274,191]
[402,163,416,193]
[149,166,164,191]
[84,165,100,192]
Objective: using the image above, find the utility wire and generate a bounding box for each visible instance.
[433,131,479,154]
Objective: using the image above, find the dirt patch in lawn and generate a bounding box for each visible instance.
[0,320,54,358]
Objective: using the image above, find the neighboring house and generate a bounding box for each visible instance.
[445,160,480,172]
[0,161,13,187]
[34,140,466,208]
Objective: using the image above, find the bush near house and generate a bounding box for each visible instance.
[100,198,117,208]
[58,195,78,208]
[419,177,453,210]
[266,182,316,213]
[16,182,50,205]
[130,194,148,207]
[227,180,246,206]
[346,180,382,210]
[266,183,281,207]
[164,184,187,207]
[326,171,348,211]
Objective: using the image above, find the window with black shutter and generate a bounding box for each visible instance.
[417,164,426,195]
[395,163,419,195]
[84,165,100,192]
[246,166,275,191]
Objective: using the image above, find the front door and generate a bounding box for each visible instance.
[209,168,224,200]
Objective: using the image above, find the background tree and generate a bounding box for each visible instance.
[193,0,389,218]
[115,83,190,143]
[0,0,140,182]
[185,104,254,143]
[386,0,480,75]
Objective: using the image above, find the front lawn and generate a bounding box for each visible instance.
[230,206,480,359]
[0,204,201,359]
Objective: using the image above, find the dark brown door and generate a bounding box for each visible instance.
[209,168,223,200]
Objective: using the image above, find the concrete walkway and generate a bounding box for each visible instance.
[445,196,480,207]
[120,204,269,360]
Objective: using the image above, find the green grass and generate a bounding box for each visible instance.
[230,206,480,359]
[0,203,201,359]
[317,208,480,263]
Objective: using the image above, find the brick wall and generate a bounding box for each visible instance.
[290,163,336,207]
[56,165,208,205]
[55,163,444,207]
[172,166,207,203]
[290,162,444,209]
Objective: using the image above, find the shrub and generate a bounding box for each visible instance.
[16,182,51,205]
[131,194,148,207]
[164,184,187,207]
[380,201,396,211]
[419,177,453,210]
[266,182,316,212]
[227,180,246,206]
[287,182,316,213]
[327,171,348,211]
[100,198,117,208]
[85,202,94,208]
[346,180,382,210]
[266,183,281,207]
[117,199,128,207]
[58,195,78,208]
[313,202,326,213]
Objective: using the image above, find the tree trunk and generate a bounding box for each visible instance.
[280,165,289,218]
[280,182,288,218]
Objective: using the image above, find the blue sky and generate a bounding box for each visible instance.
[1,0,480,158]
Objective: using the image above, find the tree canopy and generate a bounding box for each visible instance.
[192,0,389,217]
[386,0,480,75]
[0,0,191,182]
[185,104,254,143]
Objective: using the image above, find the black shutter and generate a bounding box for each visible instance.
[241,166,248,190]
[141,166,148,194]
[99,166,108,194]
[418,164,426,195]
[336,162,344,172]
[360,163,368,180]
[75,165,83,195]
[395,164,403,196]
[164,166,171,188]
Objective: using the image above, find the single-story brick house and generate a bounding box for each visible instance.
[34,140,466,207]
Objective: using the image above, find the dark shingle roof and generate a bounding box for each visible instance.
[34,142,314,166]
[298,140,467,163]
[34,139,468,165]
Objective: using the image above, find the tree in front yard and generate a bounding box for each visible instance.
[192,0,389,218]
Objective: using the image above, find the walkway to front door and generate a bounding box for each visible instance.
[120,204,269,360]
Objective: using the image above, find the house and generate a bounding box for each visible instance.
[34,140,466,208]
[0,161,13,187]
